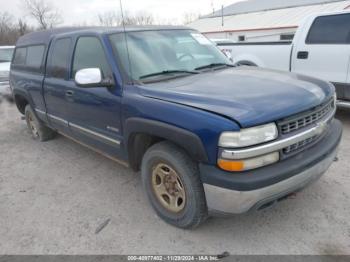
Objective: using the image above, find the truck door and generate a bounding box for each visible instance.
[44,37,73,134]
[292,13,350,100]
[63,36,124,160]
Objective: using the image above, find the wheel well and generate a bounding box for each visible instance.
[234,60,257,67]
[128,133,164,171]
[14,95,29,114]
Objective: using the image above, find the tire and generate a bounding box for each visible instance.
[24,104,56,141]
[141,141,208,229]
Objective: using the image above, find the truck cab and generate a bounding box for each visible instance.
[10,26,342,229]
[291,11,350,105]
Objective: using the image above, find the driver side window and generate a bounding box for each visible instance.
[72,36,112,78]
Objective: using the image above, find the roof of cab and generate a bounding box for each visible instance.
[15,25,192,47]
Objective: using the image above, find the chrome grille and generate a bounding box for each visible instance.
[283,135,318,154]
[279,99,334,135]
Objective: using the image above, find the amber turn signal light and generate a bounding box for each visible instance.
[217,159,245,172]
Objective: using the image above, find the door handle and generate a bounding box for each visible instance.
[65,90,74,97]
[297,51,309,59]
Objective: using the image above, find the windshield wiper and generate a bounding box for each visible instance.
[195,63,234,71]
[139,70,199,80]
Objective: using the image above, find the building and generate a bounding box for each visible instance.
[188,0,350,42]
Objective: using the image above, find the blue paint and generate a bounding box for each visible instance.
[10,27,334,166]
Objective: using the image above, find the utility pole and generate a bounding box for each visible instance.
[221,5,224,26]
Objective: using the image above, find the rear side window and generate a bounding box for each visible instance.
[306,14,350,44]
[13,48,27,65]
[12,45,45,72]
[48,38,72,79]
[26,45,45,71]
[72,36,111,78]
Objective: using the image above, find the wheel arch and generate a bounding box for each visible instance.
[124,118,208,171]
[13,90,31,114]
[233,53,262,67]
[234,60,258,67]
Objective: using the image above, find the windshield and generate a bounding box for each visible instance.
[109,30,231,82]
[0,48,14,63]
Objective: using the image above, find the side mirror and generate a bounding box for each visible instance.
[75,68,103,87]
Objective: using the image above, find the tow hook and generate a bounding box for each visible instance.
[334,157,339,162]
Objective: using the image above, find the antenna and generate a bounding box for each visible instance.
[119,0,134,84]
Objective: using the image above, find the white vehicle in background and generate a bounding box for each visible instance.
[0,46,15,100]
[215,11,350,108]
[211,39,236,61]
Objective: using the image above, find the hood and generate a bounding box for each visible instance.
[137,67,334,128]
[0,62,10,72]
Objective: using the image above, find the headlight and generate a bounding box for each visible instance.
[219,123,278,148]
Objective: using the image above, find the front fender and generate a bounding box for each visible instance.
[122,86,240,165]
[124,117,208,163]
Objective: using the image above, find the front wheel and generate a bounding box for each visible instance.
[141,141,208,229]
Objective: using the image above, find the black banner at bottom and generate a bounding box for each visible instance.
[0,255,349,262]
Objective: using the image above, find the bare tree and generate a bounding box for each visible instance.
[132,11,154,25]
[97,10,154,27]
[0,12,33,45]
[22,0,63,29]
[97,11,122,27]
[0,12,15,44]
[0,12,14,33]
[18,19,29,36]
[182,12,200,25]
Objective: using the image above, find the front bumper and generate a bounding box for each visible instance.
[201,119,342,215]
[0,81,12,97]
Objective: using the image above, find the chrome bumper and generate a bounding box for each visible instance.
[0,81,11,96]
[204,145,338,215]
[337,100,350,109]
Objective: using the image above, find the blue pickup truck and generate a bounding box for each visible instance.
[10,26,342,229]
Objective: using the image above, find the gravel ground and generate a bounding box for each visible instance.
[0,99,349,255]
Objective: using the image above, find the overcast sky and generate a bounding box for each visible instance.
[1,0,246,26]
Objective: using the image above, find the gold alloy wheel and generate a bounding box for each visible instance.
[28,113,39,138]
[151,163,186,213]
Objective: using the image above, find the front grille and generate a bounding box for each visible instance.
[279,99,334,135]
[283,135,318,154]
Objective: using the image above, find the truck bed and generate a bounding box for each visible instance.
[217,41,292,71]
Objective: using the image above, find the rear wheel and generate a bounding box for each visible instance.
[25,105,56,141]
[141,141,208,229]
